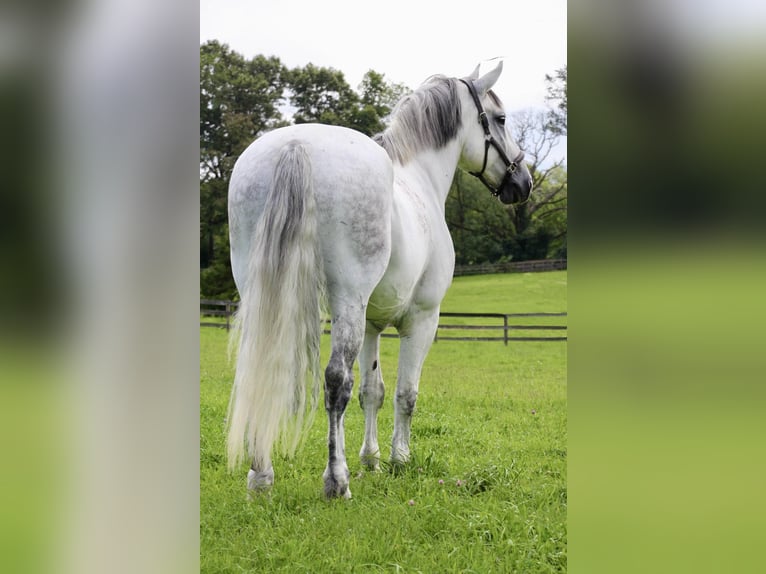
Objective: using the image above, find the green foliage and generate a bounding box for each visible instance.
[200,41,287,162]
[509,164,568,260]
[200,41,289,297]
[355,69,410,135]
[545,66,567,136]
[200,226,238,300]
[359,70,406,116]
[286,63,360,126]
[446,164,567,265]
[447,170,511,265]
[286,65,409,136]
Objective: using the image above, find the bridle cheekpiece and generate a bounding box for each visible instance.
[459,78,525,197]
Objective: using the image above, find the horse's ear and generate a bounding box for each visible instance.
[475,61,504,95]
[466,64,481,80]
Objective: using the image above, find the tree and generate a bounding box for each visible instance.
[199,41,287,297]
[505,109,567,259]
[353,70,410,136]
[200,41,287,183]
[510,67,568,258]
[446,171,515,265]
[285,65,409,137]
[545,66,567,136]
[286,63,360,126]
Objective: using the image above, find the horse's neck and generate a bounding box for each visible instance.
[394,141,461,211]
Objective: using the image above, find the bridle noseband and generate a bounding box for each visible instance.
[459,78,525,197]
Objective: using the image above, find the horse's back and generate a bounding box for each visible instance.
[228,124,393,299]
[229,124,391,217]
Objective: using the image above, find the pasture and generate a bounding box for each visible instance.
[201,271,567,573]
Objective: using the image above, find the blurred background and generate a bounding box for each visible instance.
[0,1,199,573]
[568,1,766,572]
[1,0,765,572]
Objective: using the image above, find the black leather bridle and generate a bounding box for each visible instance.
[459,78,525,197]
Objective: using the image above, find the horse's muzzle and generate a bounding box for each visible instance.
[498,173,533,205]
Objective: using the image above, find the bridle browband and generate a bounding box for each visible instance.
[459,78,525,197]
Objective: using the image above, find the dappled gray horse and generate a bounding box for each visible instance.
[227,62,532,498]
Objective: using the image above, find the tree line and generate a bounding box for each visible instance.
[200,40,566,298]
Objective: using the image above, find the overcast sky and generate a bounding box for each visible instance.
[200,0,567,161]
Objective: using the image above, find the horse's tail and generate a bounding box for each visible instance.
[226,141,324,471]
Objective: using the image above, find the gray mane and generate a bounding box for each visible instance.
[374,75,462,164]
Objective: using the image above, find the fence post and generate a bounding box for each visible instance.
[225,301,231,332]
[503,315,509,346]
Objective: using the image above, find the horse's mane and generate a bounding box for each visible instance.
[374,75,462,164]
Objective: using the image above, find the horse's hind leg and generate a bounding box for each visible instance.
[359,327,384,470]
[323,301,366,499]
[391,308,440,465]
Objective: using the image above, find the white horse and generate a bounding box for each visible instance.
[227,62,532,498]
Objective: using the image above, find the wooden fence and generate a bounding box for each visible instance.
[200,299,237,331]
[436,312,567,343]
[201,300,566,344]
[453,258,567,276]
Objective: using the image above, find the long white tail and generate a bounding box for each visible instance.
[227,141,324,471]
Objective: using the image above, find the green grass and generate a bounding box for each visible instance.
[443,271,567,314]
[201,271,567,573]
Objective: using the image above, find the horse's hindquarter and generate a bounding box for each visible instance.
[228,124,394,298]
[308,128,394,298]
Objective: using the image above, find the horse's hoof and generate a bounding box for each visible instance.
[323,481,352,499]
[390,449,411,467]
[360,453,381,471]
[323,473,352,499]
[323,463,351,499]
[248,468,274,490]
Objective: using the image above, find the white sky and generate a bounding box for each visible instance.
[200,0,567,161]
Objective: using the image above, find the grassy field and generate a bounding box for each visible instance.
[201,271,567,573]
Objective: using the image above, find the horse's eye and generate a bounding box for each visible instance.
[497,115,506,126]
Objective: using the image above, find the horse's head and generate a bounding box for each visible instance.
[458,62,533,205]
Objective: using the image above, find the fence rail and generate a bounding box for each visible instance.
[200,299,236,331]
[201,300,566,343]
[453,258,567,276]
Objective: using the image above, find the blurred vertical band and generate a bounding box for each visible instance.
[569,1,766,573]
[0,1,199,573]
